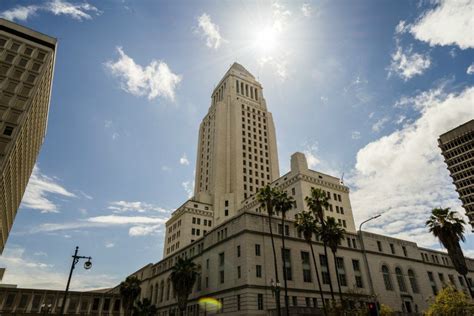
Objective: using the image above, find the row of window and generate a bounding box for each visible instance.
[191,217,212,226]
[236,79,258,101]
[376,240,409,257]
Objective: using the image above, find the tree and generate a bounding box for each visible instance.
[305,187,335,300]
[257,185,282,316]
[133,298,157,316]
[318,217,346,305]
[170,257,199,315]
[295,210,326,314]
[426,285,474,315]
[426,207,472,298]
[275,191,295,315]
[379,304,394,316]
[119,275,142,316]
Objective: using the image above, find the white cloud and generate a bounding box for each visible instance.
[46,0,100,20]
[21,166,76,213]
[105,47,182,101]
[0,5,39,21]
[129,225,162,236]
[320,96,329,104]
[108,201,169,213]
[31,215,168,237]
[104,242,115,248]
[180,153,190,166]
[301,3,312,17]
[467,63,474,75]
[197,13,224,49]
[395,20,409,34]
[161,165,172,172]
[410,0,474,49]
[371,117,389,132]
[349,86,474,247]
[0,246,118,290]
[388,43,431,81]
[351,131,361,140]
[394,115,406,125]
[0,1,100,22]
[182,180,194,198]
[302,143,340,176]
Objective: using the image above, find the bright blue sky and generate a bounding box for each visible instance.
[0,0,473,290]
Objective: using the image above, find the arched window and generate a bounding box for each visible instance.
[382,265,393,290]
[160,280,165,302]
[149,284,154,301]
[408,269,419,293]
[395,267,407,292]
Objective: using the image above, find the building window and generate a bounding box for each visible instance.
[219,252,225,266]
[402,246,407,257]
[390,243,395,254]
[320,254,331,284]
[282,248,292,281]
[305,297,311,307]
[237,245,241,257]
[256,265,262,278]
[220,270,225,283]
[237,295,241,310]
[292,296,298,306]
[408,269,419,293]
[237,266,241,278]
[255,244,261,256]
[428,272,438,295]
[336,257,347,286]
[377,241,383,252]
[3,126,14,136]
[382,265,393,290]
[258,294,264,310]
[301,251,312,282]
[395,267,407,292]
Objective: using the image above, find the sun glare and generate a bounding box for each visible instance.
[255,26,278,55]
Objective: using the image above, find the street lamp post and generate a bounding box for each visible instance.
[271,279,282,316]
[358,215,381,312]
[59,246,92,316]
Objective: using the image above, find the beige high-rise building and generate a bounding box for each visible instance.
[438,120,474,230]
[0,19,57,253]
[194,63,280,219]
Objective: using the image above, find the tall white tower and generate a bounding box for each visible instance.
[194,63,280,224]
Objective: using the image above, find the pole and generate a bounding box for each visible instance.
[60,246,79,316]
[358,215,381,315]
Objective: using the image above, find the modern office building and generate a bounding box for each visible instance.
[0,18,57,253]
[120,64,474,315]
[438,119,474,230]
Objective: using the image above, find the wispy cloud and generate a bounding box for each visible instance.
[197,13,224,49]
[108,201,169,213]
[179,153,190,166]
[182,180,194,198]
[388,43,431,81]
[104,242,115,248]
[302,142,340,176]
[410,0,474,50]
[0,0,100,22]
[0,246,118,290]
[371,117,389,132]
[31,214,168,238]
[467,64,474,75]
[105,47,182,101]
[349,85,474,247]
[351,131,361,140]
[301,3,312,17]
[21,166,76,213]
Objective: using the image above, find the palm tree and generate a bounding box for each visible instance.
[275,191,295,315]
[305,187,335,300]
[170,257,199,315]
[257,185,282,316]
[426,207,472,298]
[133,298,157,316]
[119,275,142,316]
[318,217,346,305]
[295,210,326,314]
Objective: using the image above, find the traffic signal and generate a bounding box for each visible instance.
[367,302,379,316]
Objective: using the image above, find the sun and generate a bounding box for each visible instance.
[254,26,278,55]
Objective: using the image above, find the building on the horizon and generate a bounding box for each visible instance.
[438,119,474,231]
[114,63,474,316]
[0,19,57,254]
